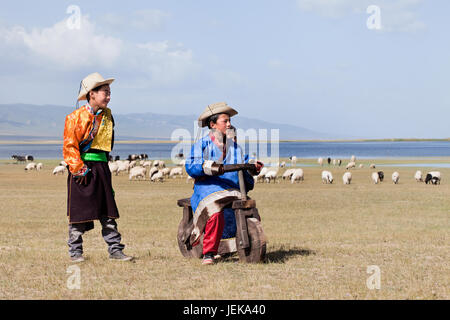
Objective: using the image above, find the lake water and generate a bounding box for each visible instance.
[1,140,449,161]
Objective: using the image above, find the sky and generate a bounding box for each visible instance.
[0,0,449,138]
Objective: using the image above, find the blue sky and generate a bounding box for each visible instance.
[0,0,449,138]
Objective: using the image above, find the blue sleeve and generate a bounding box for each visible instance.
[185,140,206,179]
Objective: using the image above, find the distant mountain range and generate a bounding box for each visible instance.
[0,103,341,141]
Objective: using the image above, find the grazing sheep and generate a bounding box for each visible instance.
[378,171,384,182]
[256,167,269,183]
[289,156,297,167]
[141,160,152,168]
[321,170,333,184]
[108,162,119,175]
[371,172,379,184]
[169,167,183,178]
[392,171,400,184]
[264,168,279,183]
[414,170,423,182]
[161,167,171,177]
[129,160,137,169]
[345,161,356,170]
[369,164,376,169]
[343,172,352,185]
[129,166,147,181]
[291,168,304,183]
[117,161,129,175]
[425,171,441,185]
[282,168,296,180]
[36,163,43,171]
[149,166,159,179]
[53,165,66,175]
[150,170,164,182]
[24,162,37,171]
[318,157,324,167]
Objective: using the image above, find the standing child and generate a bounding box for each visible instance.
[63,72,133,262]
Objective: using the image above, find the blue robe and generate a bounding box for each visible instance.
[185,132,254,242]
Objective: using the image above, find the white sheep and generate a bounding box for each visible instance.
[282,168,296,180]
[345,161,356,170]
[359,164,364,168]
[142,160,152,168]
[369,164,376,169]
[117,162,129,175]
[351,155,356,163]
[150,170,164,182]
[59,160,67,167]
[169,167,183,178]
[321,170,333,184]
[36,163,43,171]
[52,165,66,175]
[289,156,297,167]
[343,172,352,185]
[108,162,119,175]
[425,171,441,185]
[264,168,279,183]
[318,157,323,167]
[280,161,286,168]
[24,162,37,171]
[161,167,171,177]
[255,167,269,183]
[392,171,400,184]
[371,172,379,184]
[129,166,147,181]
[291,168,304,183]
[332,159,337,166]
[414,170,423,182]
[149,166,159,178]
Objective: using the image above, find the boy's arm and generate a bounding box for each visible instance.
[63,114,90,177]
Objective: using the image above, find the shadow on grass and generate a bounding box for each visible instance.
[265,245,315,264]
[216,245,315,264]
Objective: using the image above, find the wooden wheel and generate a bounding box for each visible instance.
[237,217,266,263]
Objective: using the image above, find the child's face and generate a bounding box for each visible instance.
[211,113,231,135]
[90,84,111,109]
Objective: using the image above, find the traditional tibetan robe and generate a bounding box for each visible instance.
[63,105,118,224]
[185,132,255,245]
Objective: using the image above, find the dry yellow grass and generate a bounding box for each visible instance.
[0,159,448,300]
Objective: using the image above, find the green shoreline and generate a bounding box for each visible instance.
[0,138,449,145]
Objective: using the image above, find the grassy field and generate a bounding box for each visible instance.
[0,158,448,300]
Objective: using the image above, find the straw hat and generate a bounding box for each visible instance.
[77,72,115,101]
[198,102,238,127]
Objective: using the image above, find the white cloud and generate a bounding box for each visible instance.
[296,0,426,32]
[100,9,170,31]
[133,40,197,85]
[0,16,197,87]
[0,16,122,69]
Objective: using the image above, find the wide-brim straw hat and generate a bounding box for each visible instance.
[198,102,238,127]
[77,72,115,101]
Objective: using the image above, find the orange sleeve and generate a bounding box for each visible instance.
[63,109,92,175]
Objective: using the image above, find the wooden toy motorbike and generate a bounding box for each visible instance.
[177,164,266,263]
